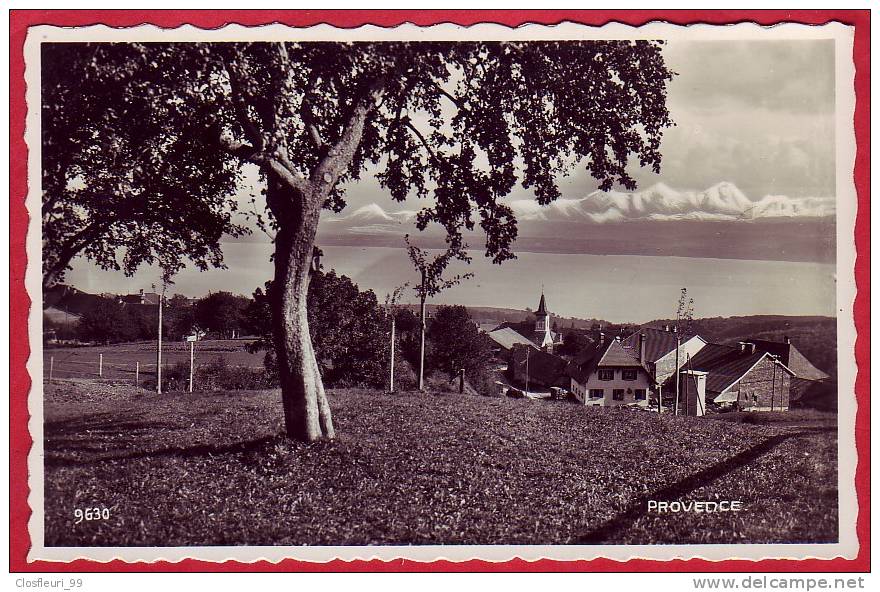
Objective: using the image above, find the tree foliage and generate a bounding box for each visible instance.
[41,44,248,288]
[44,40,673,273]
[75,298,179,343]
[428,305,494,380]
[194,291,250,338]
[248,271,394,389]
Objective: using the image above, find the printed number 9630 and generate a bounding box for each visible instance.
[74,507,110,524]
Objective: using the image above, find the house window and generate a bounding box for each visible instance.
[634,389,647,400]
[613,389,625,401]
[598,369,614,381]
[622,369,637,381]
[589,389,604,399]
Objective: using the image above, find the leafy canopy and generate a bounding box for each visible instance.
[41,43,247,286]
[43,40,673,282]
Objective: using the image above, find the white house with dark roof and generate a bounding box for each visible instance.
[566,337,654,408]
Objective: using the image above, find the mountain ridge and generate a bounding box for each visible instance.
[323,181,835,226]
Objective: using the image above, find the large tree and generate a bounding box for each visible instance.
[194,291,250,338]
[42,40,673,441]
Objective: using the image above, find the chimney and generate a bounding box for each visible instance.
[599,332,605,346]
[739,342,755,355]
[663,324,670,332]
[784,335,791,344]
[638,332,646,363]
[672,325,678,334]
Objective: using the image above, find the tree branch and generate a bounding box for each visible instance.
[312,77,386,188]
[404,119,441,166]
[220,65,266,154]
[307,124,325,150]
[218,134,309,197]
[432,80,466,112]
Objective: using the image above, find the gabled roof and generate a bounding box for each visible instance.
[620,327,706,363]
[746,339,829,381]
[686,343,796,395]
[567,339,648,383]
[598,339,642,367]
[492,320,559,345]
[120,292,161,305]
[488,327,537,350]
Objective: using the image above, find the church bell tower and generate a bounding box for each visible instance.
[534,292,554,351]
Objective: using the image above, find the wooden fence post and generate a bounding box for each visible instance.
[99,353,103,378]
[135,361,139,388]
[49,356,54,383]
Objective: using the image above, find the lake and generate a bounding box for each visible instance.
[65,242,836,324]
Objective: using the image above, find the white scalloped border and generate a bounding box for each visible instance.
[22,18,860,566]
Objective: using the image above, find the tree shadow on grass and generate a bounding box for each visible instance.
[574,426,836,544]
[44,411,284,467]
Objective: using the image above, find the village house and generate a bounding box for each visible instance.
[566,336,654,408]
[487,327,538,355]
[620,326,708,386]
[507,344,569,391]
[680,341,796,411]
[119,289,162,305]
[745,337,829,401]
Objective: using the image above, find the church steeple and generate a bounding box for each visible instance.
[534,289,553,350]
[536,292,548,317]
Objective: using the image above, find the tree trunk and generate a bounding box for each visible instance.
[267,174,335,442]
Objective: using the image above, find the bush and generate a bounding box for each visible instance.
[147,356,277,392]
[390,357,418,392]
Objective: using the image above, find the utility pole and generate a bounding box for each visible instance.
[418,269,427,392]
[674,332,681,416]
[389,315,396,393]
[189,340,194,393]
[673,288,692,417]
[525,347,530,395]
[99,353,103,378]
[156,282,164,394]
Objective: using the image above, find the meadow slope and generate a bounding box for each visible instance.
[43,381,837,546]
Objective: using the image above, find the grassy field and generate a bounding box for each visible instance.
[43,380,838,546]
[44,340,264,382]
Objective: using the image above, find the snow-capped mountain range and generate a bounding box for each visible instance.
[322,182,835,231]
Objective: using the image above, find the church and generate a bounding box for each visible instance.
[486,291,562,354]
